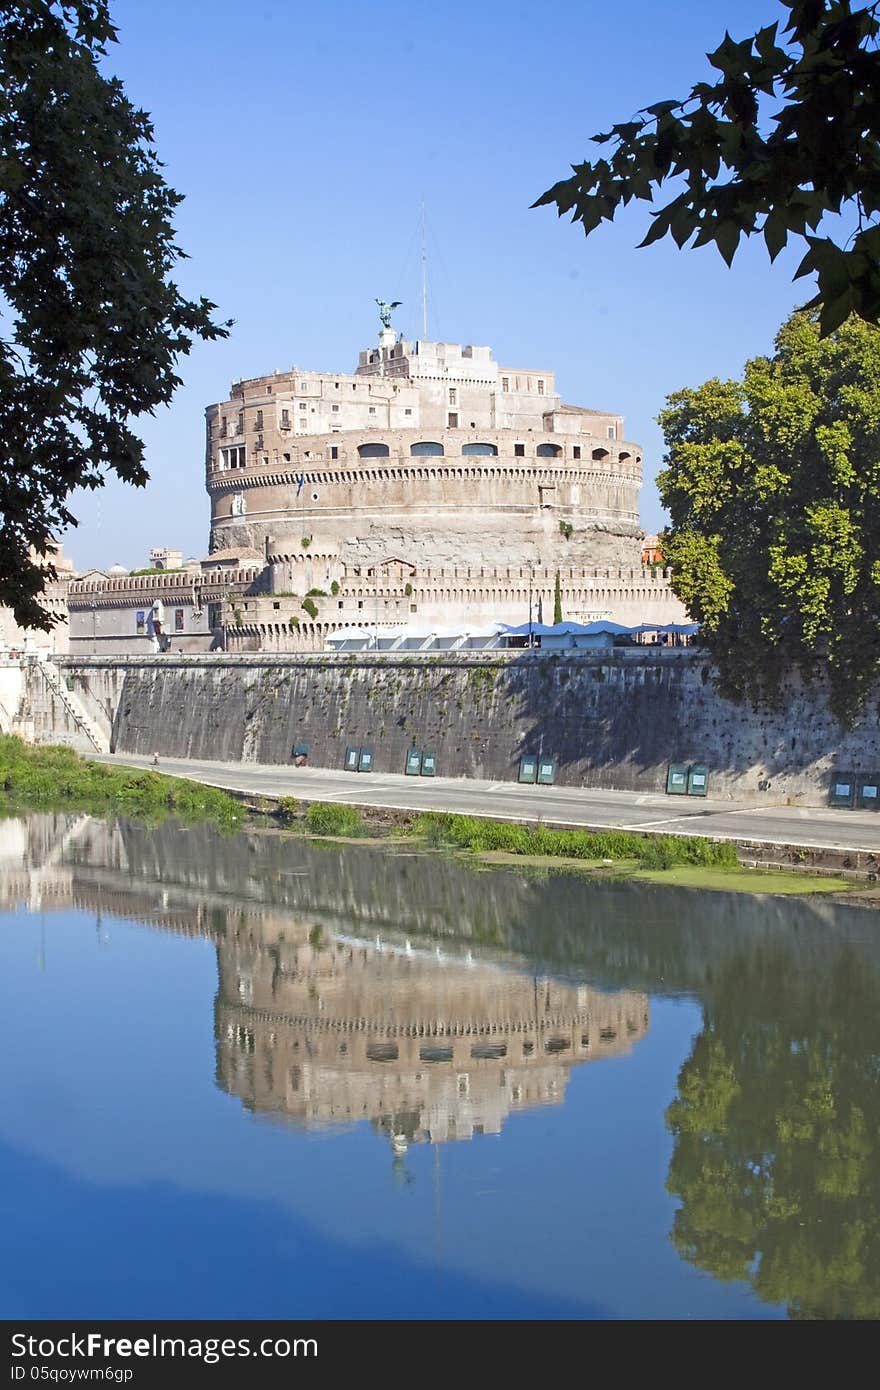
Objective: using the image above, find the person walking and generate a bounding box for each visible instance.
[151,751,159,768]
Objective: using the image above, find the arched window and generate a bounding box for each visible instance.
[536,443,562,457]
[462,442,497,456]
[358,442,390,458]
[591,447,610,461]
[410,440,443,457]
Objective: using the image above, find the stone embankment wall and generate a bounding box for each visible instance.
[28,650,880,805]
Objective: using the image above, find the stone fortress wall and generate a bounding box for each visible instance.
[21,648,880,805]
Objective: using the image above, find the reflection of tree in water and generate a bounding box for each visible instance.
[666,944,880,1319]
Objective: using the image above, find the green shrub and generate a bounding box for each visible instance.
[404,582,412,597]
[301,536,311,549]
[301,596,318,619]
[306,587,327,597]
[276,796,299,823]
[330,580,340,596]
[305,801,364,837]
[558,520,574,540]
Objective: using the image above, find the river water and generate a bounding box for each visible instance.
[2,813,878,1320]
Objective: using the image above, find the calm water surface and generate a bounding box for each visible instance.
[2,813,878,1320]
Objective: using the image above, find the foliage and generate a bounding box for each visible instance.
[558,520,574,540]
[666,944,880,1318]
[128,567,185,576]
[305,587,327,597]
[275,795,298,823]
[410,811,737,868]
[467,665,499,693]
[0,1,227,628]
[658,309,880,722]
[301,596,318,619]
[330,580,340,596]
[301,536,311,549]
[534,1,880,335]
[304,801,364,836]
[404,581,413,597]
[553,570,563,624]
[0,734,240,824]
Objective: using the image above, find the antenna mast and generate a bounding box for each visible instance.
[420,202,428,340]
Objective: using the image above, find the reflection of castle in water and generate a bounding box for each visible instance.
[1,813,649,1147]
[217,929,648,1146]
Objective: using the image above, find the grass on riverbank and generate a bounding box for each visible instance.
[0,736,242,826]
[409,811,738,870]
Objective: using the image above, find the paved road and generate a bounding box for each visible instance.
[100,752,880,854]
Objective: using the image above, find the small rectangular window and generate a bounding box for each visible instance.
[404,408,412,415]
[573,446,581,460]
[514,442,525,457]
[220,418,228,437]
[237,412,244,434]
[330,446,338,460]
[299,402,307,411]
[369,406,376,415]
[281,408,290,428]
[174,609,184,632]
[332,404,339,412]
[607,425,616,439]
[449,388,457,405]
[254,410,263,430]
[501,377,509,392]
[537,380,545,395]
[448,412,458,428]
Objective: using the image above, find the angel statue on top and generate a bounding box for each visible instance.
[376,299,402,329]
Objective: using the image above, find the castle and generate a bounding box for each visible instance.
[62,309,686,654]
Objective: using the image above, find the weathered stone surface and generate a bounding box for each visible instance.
[38,650,880,804]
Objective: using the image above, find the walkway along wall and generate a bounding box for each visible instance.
[33,650,880,806]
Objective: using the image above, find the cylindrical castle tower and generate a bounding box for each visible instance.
[204,321,644,586]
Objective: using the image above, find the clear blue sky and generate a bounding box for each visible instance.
[66,0,809,568]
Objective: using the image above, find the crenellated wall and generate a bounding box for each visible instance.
[26,649,880,806]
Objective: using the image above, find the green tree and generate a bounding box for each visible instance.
[658,309,880,722]
[534,1,880,335]
[553,570,563,624]
[0,2,227,628]
[666,944,880,1318]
